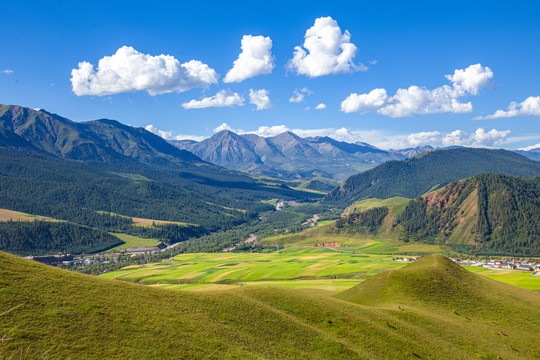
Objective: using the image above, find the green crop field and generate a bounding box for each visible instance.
[101,248,406,291]
[465,267,540,290]
[316,220,335,227]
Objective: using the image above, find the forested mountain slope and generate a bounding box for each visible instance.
[396,173,540,255]
[0,145,320,255]
[325,148,540,207]
[335,173,540,256]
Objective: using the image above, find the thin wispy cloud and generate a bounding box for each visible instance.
[289,87,312,103]
[145,124,206,141]
[519,143,540,151]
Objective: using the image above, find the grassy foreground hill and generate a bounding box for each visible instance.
[1,251,539,359]
[324,148,540,207]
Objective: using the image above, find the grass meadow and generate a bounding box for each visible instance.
[2,252,539,359]
[0,208,59,222]
[108,233,161,251]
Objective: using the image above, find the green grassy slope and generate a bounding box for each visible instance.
[343,197,410,216]
[324,148,540,207]
[2,251,539,359]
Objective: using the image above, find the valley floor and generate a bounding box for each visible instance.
[101,247,540,292]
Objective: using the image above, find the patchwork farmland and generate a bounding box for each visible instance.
[101,247,540,291]
[101,248,407,291]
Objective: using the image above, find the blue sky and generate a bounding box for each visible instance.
[1,1,540,149]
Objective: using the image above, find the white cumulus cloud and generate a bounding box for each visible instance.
[341,64,493,117]
[407,131,441,146]
[182,90,244,109]
[341,88,388,113]
[442,128,510,147]
[144,124,206,141]
[249,89,274,110]
[474,96,540,120]
[289,87,312,103]
[71,46,219,96]
[1,69,13,74]
[244,125,290,137]
[287,16,364,77]
[315,103,327,110]
[224,35,274,83]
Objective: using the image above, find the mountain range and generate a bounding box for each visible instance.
[0,104,324,255]
[0,104,208,170]
[4,103,540,185]
[170,129,540,181]
[170,130,409,180]
[515,147,540,162]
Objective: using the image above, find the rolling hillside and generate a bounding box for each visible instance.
[1,252,538,359]
[325,148,540,206]
[335,173,540,256]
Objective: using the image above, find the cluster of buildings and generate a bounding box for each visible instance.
[393,257,421,262]
[25,243,169,267]
[275,199,299,211]
[315,242,341,248]
[24,254,73,266]
[456,258,540,273]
